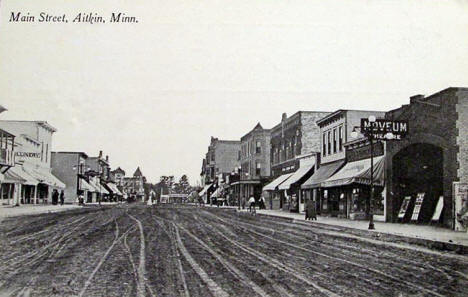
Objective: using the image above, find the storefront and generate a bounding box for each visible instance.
[321,155,385,219]
[301,160,345,215]
[198,183,213,204]
[262,173,293,210]
[277,157,316,212]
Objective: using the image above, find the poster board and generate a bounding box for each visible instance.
[431,196,444,222]
[411,193,425,221]
[453,182,468,231]
[398,196,412,219]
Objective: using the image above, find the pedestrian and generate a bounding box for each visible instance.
[52,189,59,205]
[260,196,266,209]
[78,194,84,206]
[248,196,256,214]
[60,190,65,206]
[305,199,317,220]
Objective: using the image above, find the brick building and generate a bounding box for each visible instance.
[51,151,93,203]
[231,123,271,206]
[200,137,240,204]
[301,110,385,218]
[264,111,330,212]
[384,87,468,229]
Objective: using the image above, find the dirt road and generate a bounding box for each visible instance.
[0,204,467,296]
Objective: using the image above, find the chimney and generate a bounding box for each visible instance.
[282,113,287,122]
[410,94,424,104]
[99,150,103,158]
[106,155,109,162]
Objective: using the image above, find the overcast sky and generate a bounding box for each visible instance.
[1,0,468,185]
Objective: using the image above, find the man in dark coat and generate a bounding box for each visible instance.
[305,199,317,220]
[52,190,59,205]
[60,190,65,205]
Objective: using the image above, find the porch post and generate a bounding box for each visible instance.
[33,185,38,204]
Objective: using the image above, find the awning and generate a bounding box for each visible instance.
[263,173,293,191]
[211,187,223,198]
[30,169,66,189]
[4,166,39,185]
[79,177,95,192]
[199,184,213,196]
[106,182,123,195]
[88,177,110,194]
[301,160,345,189]
[321,156,385,188]
[278,162,316,190]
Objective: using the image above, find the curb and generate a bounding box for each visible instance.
[237,211,468,255]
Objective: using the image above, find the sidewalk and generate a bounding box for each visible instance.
[246,209,468,248]
[0,204,81,219]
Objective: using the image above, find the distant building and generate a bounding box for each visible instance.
[200,137,240,204]
[123,167,146,201]
[110,167,126,187]
[231,123,271,206]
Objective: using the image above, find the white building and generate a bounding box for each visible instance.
[0,121,65,205]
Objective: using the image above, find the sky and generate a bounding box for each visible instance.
[1,0,468,185]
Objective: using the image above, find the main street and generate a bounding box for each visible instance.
[0,204,467,297]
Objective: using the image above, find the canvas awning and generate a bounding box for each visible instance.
[301,160,345,189]
[211,187,223,198]
[263,173,293,191]
[88,177,110,194]
[79,177,95,192]
[321,156,385,188]
[4,166,39,185]
[106,182,123,195]
[199,184,212,196]
[278,162,316,190]
[29,169,66,189]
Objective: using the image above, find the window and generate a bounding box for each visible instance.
[339,126,343,152]
[46,143,49,163]
[256,140,261,154]
[327,131,331,155]
[285,142,290,159]
[211,153,215,162]
[323,133,326,156]
[256,162,261,176]
[333,129,337,153]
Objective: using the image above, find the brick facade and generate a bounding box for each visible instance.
[201,137,240,185]
[385,87,468,227]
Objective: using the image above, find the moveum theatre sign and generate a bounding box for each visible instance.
[361,119,408,140]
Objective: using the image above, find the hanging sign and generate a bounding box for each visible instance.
[361,119,408,140]
[398,196,412,219]
[431,196,444,222]
[411,193,425,221]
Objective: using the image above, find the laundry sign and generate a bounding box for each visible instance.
[15,152,41,158]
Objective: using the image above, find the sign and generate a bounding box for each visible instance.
[15,152,41,158]
[411,193,425,221]
[431,196,444,222]
[361,119,408,140]
[398,196,412,219]
[453,182,468,231]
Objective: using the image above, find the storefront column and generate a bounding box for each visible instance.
[8,184,13,205]
[33,185,38,204]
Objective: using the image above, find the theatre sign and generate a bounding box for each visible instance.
[361,119,408,140]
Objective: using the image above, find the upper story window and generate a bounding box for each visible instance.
[256,161,261,176]
[333,128,337,154]
[339,126,343,152]
[323,133,326,156]
[256,140,261,154]
[285,142,290,159]
[327,131,331,156]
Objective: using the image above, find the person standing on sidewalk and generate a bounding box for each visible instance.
[52,190,59,205]
[60,190,65,206]
[248,196,256,214]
